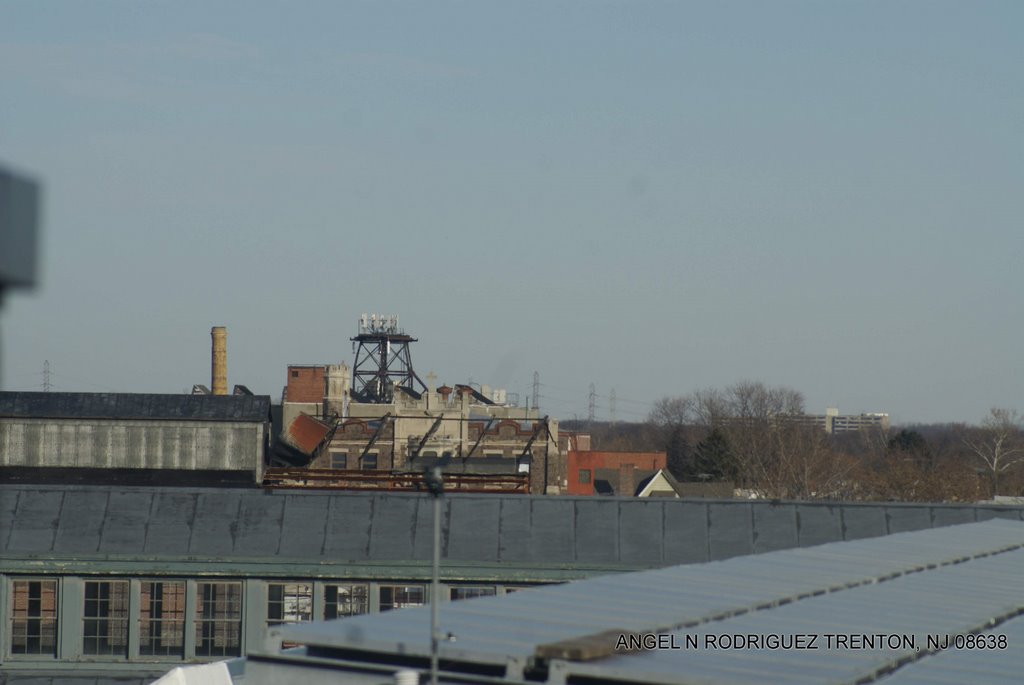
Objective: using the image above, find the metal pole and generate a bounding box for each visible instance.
[430,490,441,685]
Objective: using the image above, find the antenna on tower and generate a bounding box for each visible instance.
[532,371,540,414]
[588,383,596,425]
[43,360,51,392]
[610,387,616,425]
[350,314,425,403]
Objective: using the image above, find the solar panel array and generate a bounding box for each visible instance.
[264,519,1024,685]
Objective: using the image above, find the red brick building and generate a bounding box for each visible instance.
[284,365,326,404]
[567,451,667,496]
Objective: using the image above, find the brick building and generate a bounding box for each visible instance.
[567,450,667,496]
[279,366,562,494]
[283,365,327,404]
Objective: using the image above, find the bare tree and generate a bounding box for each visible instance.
[961,408,1024,497]
[691,387,728,426]
[647,396,695,480]
[772,423,858,500]
[647,396,692,428]
[725,380,804,419]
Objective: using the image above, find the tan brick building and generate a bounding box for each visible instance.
[280,366,562,494]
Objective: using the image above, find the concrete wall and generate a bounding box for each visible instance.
[0,418,264,476]
[281,401,321,435]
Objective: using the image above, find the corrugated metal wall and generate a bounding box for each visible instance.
[0,419,262,471]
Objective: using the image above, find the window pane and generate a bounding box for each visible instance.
[266,583,312,627]
[379,585,425,612]
[140,581,185,657]
[450,586,496,601]
[83,580,129,656]
[195,582,242,657]
[324,584,369,619]
[10,580,58,656]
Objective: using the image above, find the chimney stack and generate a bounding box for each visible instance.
[211,326,227,395]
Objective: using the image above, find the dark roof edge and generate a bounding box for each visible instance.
[0,391,272,422]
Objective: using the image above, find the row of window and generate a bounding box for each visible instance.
[330,451,378,470]
[326,451,523,470]
[11,580,241,659]
[7,578,510,661]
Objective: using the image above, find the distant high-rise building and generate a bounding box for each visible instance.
[790,407,890,434]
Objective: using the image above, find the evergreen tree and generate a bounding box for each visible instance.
[692,428,734,481]
[666,426,690,481]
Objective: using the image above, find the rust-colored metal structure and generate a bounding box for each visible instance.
[262,468,529,494]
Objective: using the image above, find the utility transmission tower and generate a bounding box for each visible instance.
[610,387,616,425]
[532,371,540,413]
[43,360,50,392]
[588,383,596,424]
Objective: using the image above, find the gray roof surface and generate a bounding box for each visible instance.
[879,615,1024,685]
[3,485,1024,578]
[264,519,1024,685]
[0,391,271,422]
[0,485,683,571]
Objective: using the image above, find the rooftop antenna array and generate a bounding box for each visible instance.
[350,313,426,403]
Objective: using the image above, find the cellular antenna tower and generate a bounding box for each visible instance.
[350,314,427,403]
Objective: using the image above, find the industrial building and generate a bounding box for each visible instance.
[0,326,275,487]
[277,316,561,494]
[0,392,272,486]
[2,483,1024,683]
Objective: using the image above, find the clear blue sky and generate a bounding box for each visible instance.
[2,1,1021,424]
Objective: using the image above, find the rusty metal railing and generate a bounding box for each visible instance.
[262,468,530,494]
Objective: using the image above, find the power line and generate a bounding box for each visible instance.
[537,381,656,409]
[48,371,119,393]
[609,395,655,407]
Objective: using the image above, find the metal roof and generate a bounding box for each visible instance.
[3,485,1024,580]
[0,485,690,579]
[258,519,1024,685]
[0,391,271,422]
[279,413,332,457]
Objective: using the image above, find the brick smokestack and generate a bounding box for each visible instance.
[211,326,227,395]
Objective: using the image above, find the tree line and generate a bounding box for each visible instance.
[567,382,1024,502]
